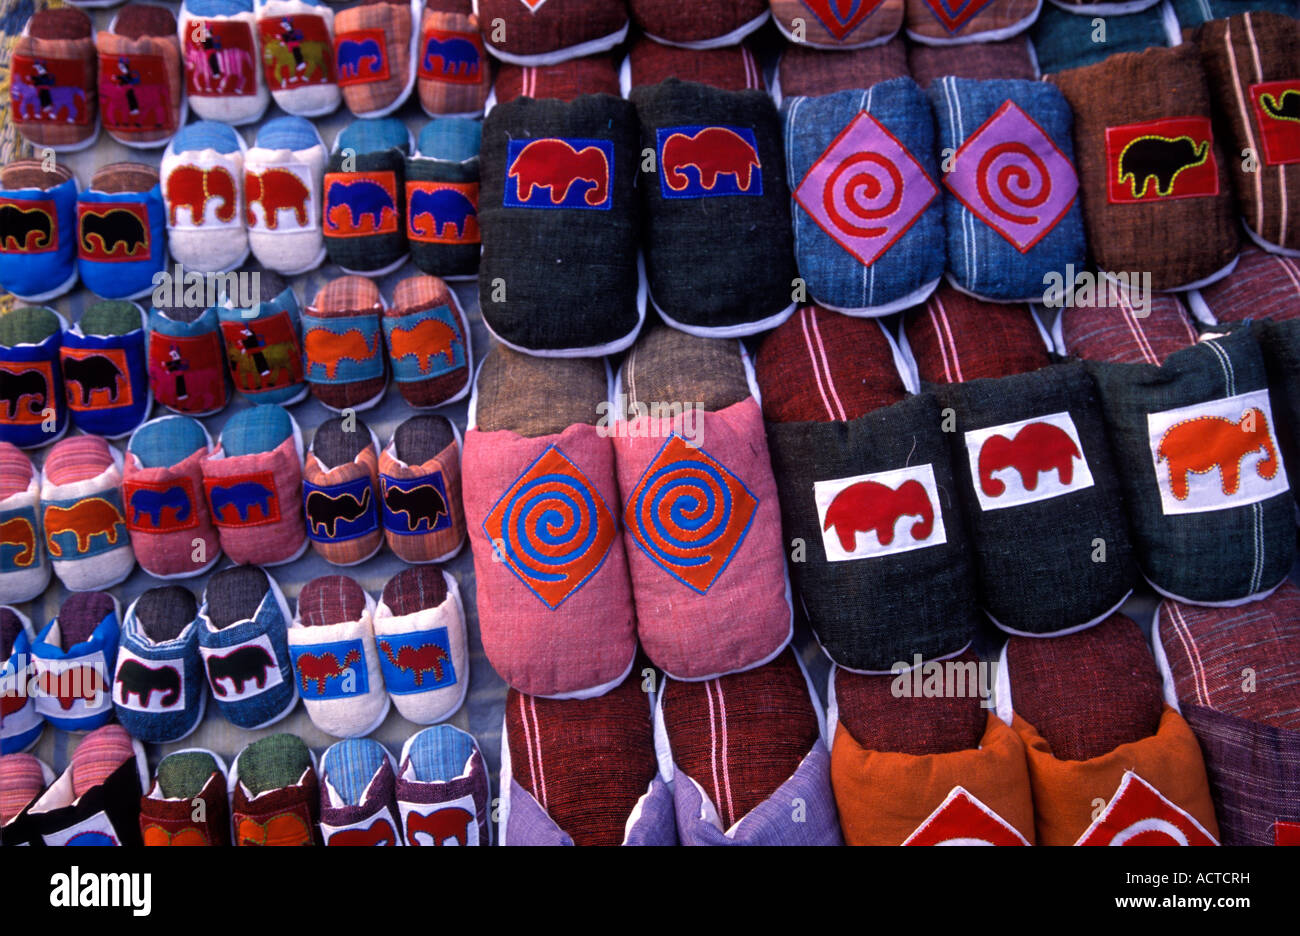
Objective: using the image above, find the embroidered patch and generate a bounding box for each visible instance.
[246,164,315,232]
[323,815,398,846]
[385,305,466,381]
[401,794,478,846]
[623,435,757,594]
[505,138,613,210]
[150,331,227,413]
[924,0,996,33]
[1075,771,1218,846]
[335,29,390,85]
[34,656,109,713]
[0,507,38,571]
[518,0,549,11]
[381,472,452,534]
[182,20,258,97]
[235,802,313,845]
[484,444,617,609]
[419,28,484,84]
[165,164,239,229]
[794,111,937,266]
[78,202,150,262]
[1106,117,1218,203]
[114,647,184,713]
[407,181,480,244]
[201,633,284,700]
[303,475,379,542]
[0,360,54,425]
[41,810,119,847]
[43,493,127,559]
[799,0,887,39]
[1249,81,1300,166]
[302,314,384,383]
[221,311,304,394]
[0,197,57,253]
[205,472,281,527]
[142,819,210,846]
[60,347,131,411]
[258,14,335,89]
[902,787,1029,846]
[124,477,199,534]
[944,101,1078,253]
[964,412,1094,512]
[99,53,174,133]
[377,629,456,693]
[1147,389,1288,516]
[658,126,763,198]
[813,464,947,562]
[1275,821,1300,846]
[291,637,367,698]
[10,55,90,125]
[324,171,399,236]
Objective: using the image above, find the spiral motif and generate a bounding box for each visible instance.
[822,152,903,238]
[634,460,734,570]
[499,472,600,585]
[975,141,1051,227]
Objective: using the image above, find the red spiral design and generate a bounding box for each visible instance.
[823,152,903,238]
[976,142,1051,226]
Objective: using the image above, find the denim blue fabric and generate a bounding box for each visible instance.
[1031,3,1169,75]
[0,175,78,301]
[113,598,204,743]
[197,580,296,729]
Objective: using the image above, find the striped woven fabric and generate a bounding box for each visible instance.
[907,36,1036,88]
[491,55,620,105]
[95,5,183,145]
[70,724,134,799]
[776,39,908,99]
[297,574,368,627]
[334,0,413,116]
[1197,245,1300,322]
[0,441,34,498]
[11,6,97,149]
[0,752,45,823]
[626,36,763,93]
[415,6,490,117]
[903,286,1050,383]
[1058,292,1199,365]
[43,434,113,485]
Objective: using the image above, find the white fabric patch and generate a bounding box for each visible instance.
[199,633,284,701]
[1147,390,1289,515]
[963,411,1094,511]
[41,810,119,846]
[320,813,402,846]
[399,793,479,846]
[245,160,319,233]
[813,464,947,562]
[113,645,186,713]
[33,651,111,720]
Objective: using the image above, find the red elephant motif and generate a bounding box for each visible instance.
[507,138,609,206]
[165,164,237,226]
[661,126,762,193]
[406,806,474,846]
[978,422,1081,498]
[1157,407,1279,500]
[245,167,311,229]
[823,478,934,552]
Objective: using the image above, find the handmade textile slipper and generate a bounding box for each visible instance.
[147,303,230,416]
[1049,46,1241,292]
[379,416,466,563]
[905,0,1042,46]
[77,162,168,301]
[218,273,309,405]
[756,307,980,672]
[375,567,468,723]
[97,4,185,148]
[229,732,320,845]
[334,0,419,117]
[782,81,944,317]
[0,448,52,604]
[31,592,120,731]
[202,405,308,566]
[123,415,221,578]
[417,0,490,117]
[2,724,147,846]
[385,276,472,406]
[290,575,389,737]
[139,749,230,845]
[198,565,298,729]
[0,754,54,828]
[999,613,1220,845]
[396,724,490,844]
[0,161,80,302]
[773,39,908,101]
[491,55,622,104]
[319,738,402,844]
[304,276,389,412]
[901,285,1052,383]
[770,0,901,49]
[611,328,791,680]
[245,118,329,275]
[622,35,764,94]
[11,7,99,153]
[928,78,1086,303]
[629,0,768,49]
[1152,582,1300,845]
[1087,327,1295,604]
[477,0,629,66]
[632,79,796,337]
[406,121,482,279]
[933,362,1138,635]
[1,608,44,753]
[0,306,69,449]
[179,0,270,125]
[908,35,1036,86]
[162,121,250,273]
[1198,12,1300,257]
[303,417,382,564]
[41,436,134,591]
[60,300,151,438]
[829,652,1035,845]
[655,648,841,845]
[479,93,643,356]
[464,345,637,698]
[1029,2,1169,75]
[1053,288,1198,364]
[256,0,342,117]
[112,586,206,743]
[323,118,411,275]
[500,669,674,845]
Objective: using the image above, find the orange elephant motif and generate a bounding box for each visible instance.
[304,328,378,380]
[237,811,313,846]
[1157,407,1279,500]
[43,498,126,556]
[0,515,36,566]
[142,824,209,846]
[388,317,459,374]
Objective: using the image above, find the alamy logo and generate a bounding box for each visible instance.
[50,867,152,915]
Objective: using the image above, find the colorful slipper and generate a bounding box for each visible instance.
[0,447,52,603]
[0,306,69,449]
[230,733,320,845]
[905,0,1041,47]
[396,723,490,845]
[304,275,389,412]
[162,121,250,273]
[478,0,629,66]
[256,0,342,117]
[492,55,622,104]
[179,0,270,126]
[771,0,902,49]
[319,738,402,844]
[11,6,99,153]
[324,118,411,275]
[139,749,231,845]
[148,302,230,417]
[1,608,44,753]
[629,0,768,48]
[113,586,206,743]
[0,161,80,302]
[375,566,468,724]
[416,0,490,117]
[41,436,134,591]
[379,415,466,563]
[60,300,151,439]
[901,285,1052,383]
[0,753,54,828]
[31,592,120,731]
[334,0,420,117]
[1054,288,1198,365]
[245,117,329,275]
[97,3,185,148]
[406,120,482,279]
[218,273,309,405]
[623,35,764,93]
[303,416,383,566]
[385,275,473,405]
[76,162,168,301]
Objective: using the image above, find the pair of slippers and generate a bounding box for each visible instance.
[769,0,1039,50]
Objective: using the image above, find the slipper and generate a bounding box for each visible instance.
[334,0,419,117]
[139,748,230,845]
[323,118,410,275]
[0,161,80,303]
[303,415,383,564]
[773,38,908,101]
[162,121,249,274]
[112,586,206,743]
[1029,2,1169,76]
[41,436,135,591]
[97,3,185,148]
[375,567,469,724]
[147,302,230,417]
[905,0,1041,46]
[76,162,168,301]
[384,275,472,406]
[217,272,309,404]
[492,54,622,104]
[245,117,329,276]
[417,1,490,117]
[623,35,764,94]
[1054,287,1198,364]
[1,608,44,753]
[901,284,1053,383]
[0,753,55,827]
[60,300,151,438]
[0,306,69,449]
[0,448,52,604]
[31,592,120,732]
[256,0,342,117]
[304,276,389,412]
[319,738,403,844]
[11,7,99,153]
[230,732,320,845]
[179,0,270,126]
[379,415,467,563]
[406,120,482,279]
[908,35,1035,86]
[478,0,629,66]
[770,0,901,49]
[397,723,490,845]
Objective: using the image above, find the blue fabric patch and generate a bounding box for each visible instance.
[656,125,764,199]
[380,471,451,535]
[0,503,41,573]
[290,637,369,698]
[503,137,614,210]
[43,489,128,561]
[0,329,68,449]
[303,474,378,542]
[198,590,294,729]
[376,629,456,695]
[406,724,474,780]
[382,304,465,383]
[321,738,387,803]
